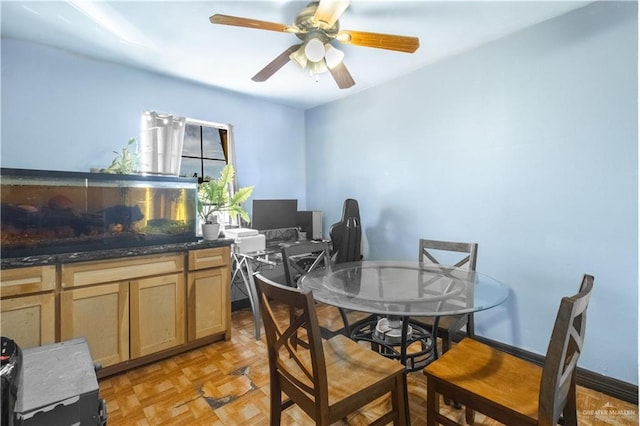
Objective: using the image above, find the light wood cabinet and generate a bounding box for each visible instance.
[187,267,227,341]
[0,265,56,349]
[0,293,55,349]
[60,282,129,367]
[60,254,184,366]
[130,273,185,357]
[1,243,231,377]
[187,246,231,342]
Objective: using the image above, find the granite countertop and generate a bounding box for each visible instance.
[1,239,233,269]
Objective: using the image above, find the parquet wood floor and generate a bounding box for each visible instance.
[99,305,638,425]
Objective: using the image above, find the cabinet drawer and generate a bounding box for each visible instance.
[61,254,184,288]
[188,247,230,270]
[1,265,56,297]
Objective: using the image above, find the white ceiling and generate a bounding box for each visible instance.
[1,1,592,109]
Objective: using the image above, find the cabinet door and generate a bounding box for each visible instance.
[60,282,130,368]
[130,273,185,358]
[187,267,228,341]
[1,293,55,349]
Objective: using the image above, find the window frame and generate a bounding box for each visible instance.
[181,118,237,192]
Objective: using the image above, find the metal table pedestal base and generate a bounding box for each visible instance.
[350,316,435,371]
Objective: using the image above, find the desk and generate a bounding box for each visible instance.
[231,248,280,339]
[230,232,327,339]
[299,261,509,370]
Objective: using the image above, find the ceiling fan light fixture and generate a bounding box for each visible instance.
[324,44,344,69]
[304,37,325,62]
[289,45,308,68]
[308,59,328,75]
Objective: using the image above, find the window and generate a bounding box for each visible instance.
[139,112,236,188]
[180,119,234,183]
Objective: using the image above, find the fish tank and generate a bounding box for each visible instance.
[1,168,198,258]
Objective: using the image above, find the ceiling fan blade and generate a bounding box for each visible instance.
[336,29,419,53]
[252,44,302,82]
[328,61,355,89]
[209,14,297,33]
[313,0,350,28]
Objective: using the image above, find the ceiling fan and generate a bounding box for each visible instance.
[209,0,419,89]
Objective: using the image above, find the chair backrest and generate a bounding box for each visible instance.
[282,241,332,287]
[329,199,362,264]
[254,274,330,410]
[418,239,478,271]
[539,274,594,424]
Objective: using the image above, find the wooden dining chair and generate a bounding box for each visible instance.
[281,240,332,288]
[255,273,409,426]
[423,274,594,426]
[414,239,479,357]
[281,240,367,336]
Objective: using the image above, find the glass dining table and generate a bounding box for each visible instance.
[298,260,509,371]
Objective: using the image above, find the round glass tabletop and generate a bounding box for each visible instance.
[298,260,509,317]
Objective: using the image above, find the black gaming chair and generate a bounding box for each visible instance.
[329,199,369,335]
[329,198,362,264]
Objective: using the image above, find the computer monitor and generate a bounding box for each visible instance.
[251,199,298,231]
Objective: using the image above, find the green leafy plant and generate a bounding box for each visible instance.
[198,164,254,224]
[104,138,139,174]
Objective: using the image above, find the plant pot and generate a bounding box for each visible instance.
[202,223,221,240]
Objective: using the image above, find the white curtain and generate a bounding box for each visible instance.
[139,111,186,176]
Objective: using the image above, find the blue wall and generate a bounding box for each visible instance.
[0,39,307,207]
[306,1,637,384]
[1,1,637,385]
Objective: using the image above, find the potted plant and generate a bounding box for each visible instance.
[103,138,139,174]
[197,164,254,240]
